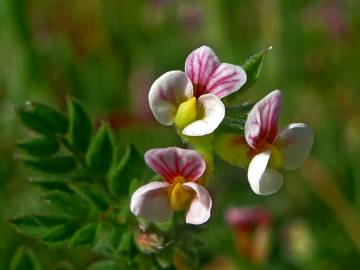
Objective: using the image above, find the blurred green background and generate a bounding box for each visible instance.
[1,0,360,269]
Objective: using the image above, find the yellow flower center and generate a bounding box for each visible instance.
[169,176,195,211]
[174,97,197,130]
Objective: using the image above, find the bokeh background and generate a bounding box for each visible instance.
[1,0,360,269]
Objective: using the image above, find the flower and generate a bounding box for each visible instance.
[215,90,314,195]
[130,147,212,225]
[244,90,314,195]
[225,207,272,230]
[148,46,247,136]
[225,207,272,264]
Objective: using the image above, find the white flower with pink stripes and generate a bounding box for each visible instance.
[130,147,212,225]
[244,90,314,195]
[149,46,247,136]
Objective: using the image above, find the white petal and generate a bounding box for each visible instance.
[248,151,284,195]
[148,71,193,125]
[182,94,225,136]
[276,123,314,170]
[130,182,172,223]
[183,182,212,225]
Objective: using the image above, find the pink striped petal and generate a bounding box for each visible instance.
[245,90,283,149]
[144,147,206,183]
[247,150,284,195]
[183,182,212,225]
[148,71,193,125]
[182,94,225,136]
[205,63,247,98]
[275,123,314,170]
[130,182,172,223]
[185,46,220,97]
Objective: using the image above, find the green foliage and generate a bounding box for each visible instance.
[10,215,69,239]
[21,156,77,174]
[17,137,60,157]
[225,47,271,103]
[87,260,125,270]
[216,103,252,135]
[86,123,114,174]
[69,182,110,212]
[41,224,78,246]
[43,190,90,218]
[109,145,146,197]
[12,98,147,267]
[241,47,271,90]
[70,222,99,247]
[29,177,71,192]
[16,102,68,135]
[216,116,247,135]
[10,246,42,270]
[68,98,93,153]
[118,231,136,258]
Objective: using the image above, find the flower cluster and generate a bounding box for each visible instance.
[130,46,314,225]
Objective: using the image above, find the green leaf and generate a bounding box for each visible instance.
[109,145,146,197]
[10,215,69,238]
[16,102,68,135]
[87,260,124,270]
[94,222,124,254]
[69,222,98,247]
[10,246,42,270]
[68,98,92,153]
[128,178,140,196]
[41,224,77,246]
[225,102,254,117]
[44,190,90,218]
[69,182,109,212]
[17,137,60,157]
[86,124,114,174]
[118,231,136,258]
[225,47,271,103]
[215,116,247,135]
[29,177,71,192]
[21,155,76,174]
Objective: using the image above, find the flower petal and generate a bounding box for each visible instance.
[130,182,172,223]
[145,147,206,182]
[182,94,225,136]
[205,63,247,99]
[247,150,284,195]
[183,182,212,225]
[276,123,314,170]
[245,90,283,149]
[185,46,220,97]
[148,71,193,125]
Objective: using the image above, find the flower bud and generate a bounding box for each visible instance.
[134,231,164,254]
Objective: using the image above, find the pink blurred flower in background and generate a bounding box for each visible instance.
[225,207,272,265]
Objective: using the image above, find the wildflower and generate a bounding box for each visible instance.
[244,90,314,195]
[215,90,313,195]
[225,207,272,265]
[130,147,212,225]
[148,46,247,136]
